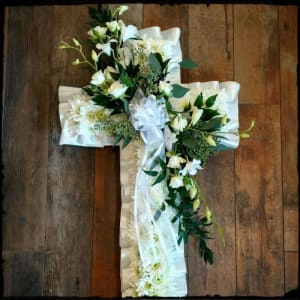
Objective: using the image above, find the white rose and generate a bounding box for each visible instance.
[90,70,105,86]
[106,20,119,32]
[171,114,187,132]
[191,107,203,125]
[107,81,128,98]
[167,155,186,169]
[169,175,184,189]
[159,81,173,97]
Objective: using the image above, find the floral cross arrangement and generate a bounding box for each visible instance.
[58,4,254,297]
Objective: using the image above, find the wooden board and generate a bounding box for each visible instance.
[279,6,298,252]
[235,105,284,296]
[234,5,280,104]
[2,5,94,296]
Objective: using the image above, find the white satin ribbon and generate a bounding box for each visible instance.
[129,89,187,296]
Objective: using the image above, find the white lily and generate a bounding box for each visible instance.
[96,42,111,56]
[180,159,202,176]
[106,20,119,32]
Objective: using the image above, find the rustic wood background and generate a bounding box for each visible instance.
[2,3,298,297]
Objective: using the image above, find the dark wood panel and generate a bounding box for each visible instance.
[92,147,121,297]
[44,5,94,296]
[234,5,280,104]
[186,5,236,296]
[284,252,299,293]
[235,105,284,296]
[2,6,53,296]
[279,6,298,252]
[188,4,234,82]
[2,5,95,296]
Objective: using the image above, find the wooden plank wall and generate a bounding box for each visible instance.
[2,3,298,297]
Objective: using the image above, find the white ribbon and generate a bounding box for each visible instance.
[129,89,187,296]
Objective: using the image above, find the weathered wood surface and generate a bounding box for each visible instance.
[3,5,94,296]
[2,3,298,297]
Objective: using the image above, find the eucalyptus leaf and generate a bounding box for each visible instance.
[122,135,132,148]
[172,84,190,98]
[143,169,159,177]
[179,58,198,69]
[149,52,161,72]
[152,170,166,186]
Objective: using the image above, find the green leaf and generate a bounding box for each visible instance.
[113,134,122,146]
[200,108,220,121]
[181,134,197,148]
[200,117,223,131]
[194,92,203,108]
[149,52,161,72]
[143,170,159,177]
[155,157,167,169]
[152,170,166,186]
[205,94,218,107]
[120,72,134,87]
[179,58,198,69]
[172,84,190,98]
[122,136,132,148]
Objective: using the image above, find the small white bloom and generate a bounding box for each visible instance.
[91,49,98,63]
[167,155,186,169]
[107,81,128,98]
[171,114,188,132]
[106,20,119,32]
[181,159,202,176]
[159,81,173,97]
[193,199,200,211]
[118,5,128,15]
[88,25,107,40]
[90,70,105,86]
[191,107,203,125]
[169,175,184,189]
[163,126,177,151]
[96,42,111,56]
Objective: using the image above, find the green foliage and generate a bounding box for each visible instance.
[179,58,198,69]
[88,5,113,27]
[171,84,190,98]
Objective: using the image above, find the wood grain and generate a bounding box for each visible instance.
[284,252,299,293]
[92,147,121,297]
[44,6,94,296]
[188,4,234,82]
[234,5,280,104]
[235,105,284,296]
[279,6,298,252]
[2,6,52,296]
[186,5,236,296]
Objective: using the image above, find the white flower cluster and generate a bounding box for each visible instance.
[65,94,110,137]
